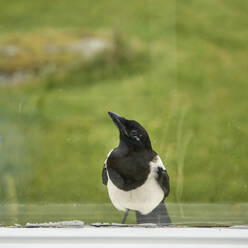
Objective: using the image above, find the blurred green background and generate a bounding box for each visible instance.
[0,0,247,213]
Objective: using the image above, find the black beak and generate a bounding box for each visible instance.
[108,112,128,137]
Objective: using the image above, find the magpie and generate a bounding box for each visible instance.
[102,112,171,225]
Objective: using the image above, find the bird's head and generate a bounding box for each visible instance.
[108,111,152,151]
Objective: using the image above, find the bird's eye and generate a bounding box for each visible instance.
[130,130,138,137]
[130,130,141,141]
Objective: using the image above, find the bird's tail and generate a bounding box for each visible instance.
[136,201,171,225]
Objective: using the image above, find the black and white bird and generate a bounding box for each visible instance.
[102,112,171,225]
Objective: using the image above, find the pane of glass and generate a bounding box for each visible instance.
[0,0,247,227]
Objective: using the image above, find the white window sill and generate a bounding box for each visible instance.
[0,227,247,248]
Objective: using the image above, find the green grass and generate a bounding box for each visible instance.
[0,0,247,211]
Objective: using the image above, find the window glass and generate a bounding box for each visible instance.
[0,0,247,227]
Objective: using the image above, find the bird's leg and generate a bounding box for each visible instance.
[122,209,129,224]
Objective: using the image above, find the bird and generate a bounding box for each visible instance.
[102,112,171,225]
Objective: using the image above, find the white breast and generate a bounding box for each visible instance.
[107,155,165,215]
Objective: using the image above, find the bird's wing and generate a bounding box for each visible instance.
[151,155,170,198]
[157,167,170,198]
[107,167,125,189]
[102,162,108,185]
[102,149,113,185]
